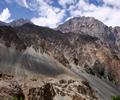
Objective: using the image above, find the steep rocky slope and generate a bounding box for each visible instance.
[57,17,120,85]
[0,17,120,99]
[57,17,119,53]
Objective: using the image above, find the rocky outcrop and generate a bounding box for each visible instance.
[0,72,98,100]
[0,74,25,100]
[28,79,98,100]
[57,17,119,53]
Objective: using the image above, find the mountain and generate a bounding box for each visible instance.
[57,17,119,53]
[0,21,7,26]
[57,17,106,36]
[0,19,33,27]
[56,16,120,84]
[9,18,33,27]
[0,17,120,100]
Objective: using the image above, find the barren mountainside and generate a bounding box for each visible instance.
[0,17,120,100]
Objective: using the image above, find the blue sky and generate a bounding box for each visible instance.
[0,0,120,28]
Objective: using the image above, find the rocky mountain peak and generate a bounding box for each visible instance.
[57,16,108,38]
[9,18,33,27]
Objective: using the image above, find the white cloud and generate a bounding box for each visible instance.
[30,0,120,27]
[5,0,120,27]
[31,9,65,28]
[15,0,29,8]
[30,0,65,28]
[66,0,120,27]
[5,0,29,8]
[0,8,11,22]
[58,0,78,8]
[103,0,120,8]
[5,0,66,28]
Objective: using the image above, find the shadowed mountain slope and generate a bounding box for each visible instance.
[0,17,120,99]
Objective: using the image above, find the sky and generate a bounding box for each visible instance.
[0,0,120,28]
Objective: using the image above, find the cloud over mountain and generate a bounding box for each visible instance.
[3,0,120,27]
[0,8,11,22]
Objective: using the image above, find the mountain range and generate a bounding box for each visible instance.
[0,17,120,100]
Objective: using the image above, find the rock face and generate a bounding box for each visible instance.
[28,79,98,100]
[0,17,120,99]
[0,73,25,100]
[0,73,98,100]
[9,19,33,27]
[57,17,106,36]
[57,16,120,85]
[57,17,119,52]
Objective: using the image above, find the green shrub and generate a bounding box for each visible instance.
[112,96,120,100]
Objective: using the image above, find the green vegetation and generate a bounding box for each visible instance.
[13,96,23,100]
[13,96,24,100]
[112,96,120,100]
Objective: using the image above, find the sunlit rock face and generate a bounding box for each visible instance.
[57,16,120,85]
[28,79,98,100]
[0,17,120,100]
[0,73,98,100]
[57,17,119,52]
